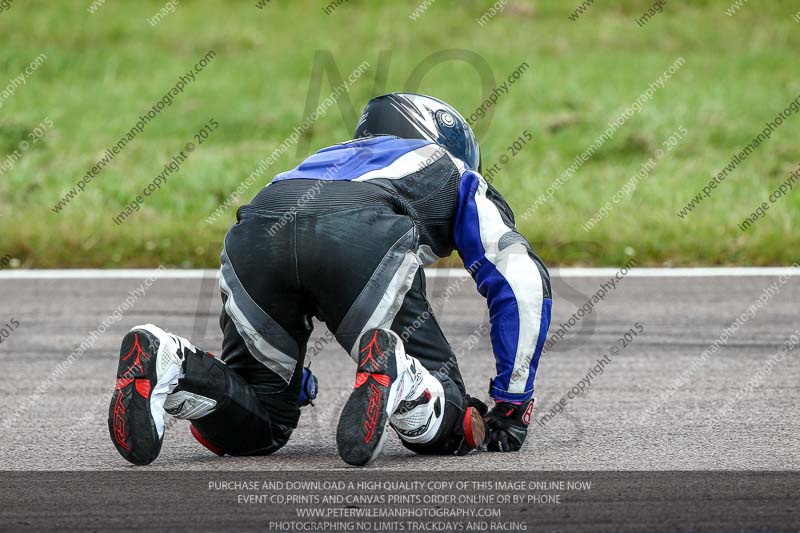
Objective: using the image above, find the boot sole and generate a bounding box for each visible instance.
[336,329,400,467]
[108,328,163,465]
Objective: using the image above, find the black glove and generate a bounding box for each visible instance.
[484,399,533,452]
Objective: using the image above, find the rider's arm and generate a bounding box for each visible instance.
[453,170,552,402]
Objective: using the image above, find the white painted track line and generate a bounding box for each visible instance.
[0,266,798,279]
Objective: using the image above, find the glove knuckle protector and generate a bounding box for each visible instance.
[484,399,533,452]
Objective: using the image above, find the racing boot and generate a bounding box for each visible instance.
[108,324,199,465]
[336,328,485,466]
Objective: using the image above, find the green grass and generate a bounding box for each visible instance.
[1,0,799,267]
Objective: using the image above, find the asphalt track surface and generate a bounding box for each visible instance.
[0,270,798,531]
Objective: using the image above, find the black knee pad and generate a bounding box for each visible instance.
[399,377,466,456]
[179,352,291,456]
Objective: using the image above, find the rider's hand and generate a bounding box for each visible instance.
[484,399,533,452]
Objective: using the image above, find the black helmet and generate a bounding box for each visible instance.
[354,93,480,172]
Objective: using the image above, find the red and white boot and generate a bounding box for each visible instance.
[336,327,485,466]
[108,324,201,465]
